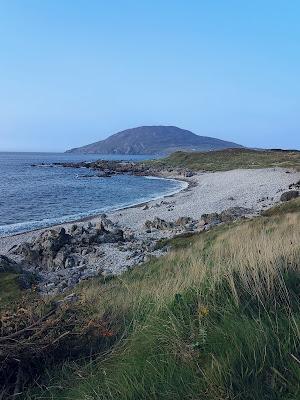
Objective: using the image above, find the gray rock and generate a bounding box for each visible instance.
[176,216,192,226]
[219,207,253,223]
[280,190,299,202]
[201,213,221,225]
[145,217,174,230]
[65,256,76,269]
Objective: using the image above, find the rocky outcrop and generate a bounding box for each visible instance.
[13,216,124,272]
[145,218,175,231]
[289,180,300,190]
[201,213,221,225]
[219,207,254,222]
[50,159,195,180]
[201,207,253,225]
[144,207,253,235]
[5,207,255,295]
[280,190,299,202]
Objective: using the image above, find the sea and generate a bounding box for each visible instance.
[0,152,184,237]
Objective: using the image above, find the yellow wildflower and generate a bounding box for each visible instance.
[198,305,209,317]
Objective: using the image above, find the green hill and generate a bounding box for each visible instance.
[66,125,243,155]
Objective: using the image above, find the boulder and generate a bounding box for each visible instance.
[145,217,174,230]
[98,228,124,243]
[183,170,194,177]
[37,228,71,254]
[280,190,299,202]
[176,216,192,226]
[201,213,221,225]
[219,207,253,223]
[289,180,300,190]
[197,219,206,229]
[64,256,76,269]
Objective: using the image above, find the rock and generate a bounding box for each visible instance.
[123,229,135,241]
[53,249,68,268]
[40,228,71,253]
[0,255,22,273]
[176,216,192,226]
[196,219,206,230]
[65,256,76,269]
[280,190,299,202]
[13,219,125,274]
[142,204,149,210]
[201,213,221,225]
[219,207,253,223]
[289,180,300,190]
[98,229,124,243]
[183,170,194,177]
[145,217,174,230]
[70,224,78,233]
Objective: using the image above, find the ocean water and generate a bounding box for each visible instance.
[0,153,184,237]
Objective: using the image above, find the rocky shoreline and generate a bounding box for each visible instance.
[33,159,196,178]
[1,167,299,295]
[1,206,254,295]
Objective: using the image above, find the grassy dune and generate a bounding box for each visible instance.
[150,148,300,171]
[20,198,300,400]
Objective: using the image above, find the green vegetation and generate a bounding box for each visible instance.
[150,148,300,171]
[0,272,22,308]
[263,197,300,216]
[18,200,300,400]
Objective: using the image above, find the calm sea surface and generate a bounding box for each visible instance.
[0,153,183,237]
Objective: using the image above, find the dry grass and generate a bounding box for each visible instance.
[16,204,300,399]
[80,212,300,313]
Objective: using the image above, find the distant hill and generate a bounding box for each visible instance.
[66,126,243,155]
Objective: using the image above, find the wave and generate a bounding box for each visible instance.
[0,177,187,237]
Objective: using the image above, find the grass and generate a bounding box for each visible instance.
[263,197,300,216]
[149,148,300,171]
[21,200,300,400]
[0,272,22,308]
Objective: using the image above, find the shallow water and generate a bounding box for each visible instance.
[0,153,183,236]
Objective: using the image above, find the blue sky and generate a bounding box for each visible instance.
[0,1,299,151]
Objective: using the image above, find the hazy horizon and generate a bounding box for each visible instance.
[1,1,299,152]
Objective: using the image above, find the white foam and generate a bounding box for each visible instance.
[0,177,187,237]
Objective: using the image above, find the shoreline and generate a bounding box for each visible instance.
[0,174,190,239]
[0,167,298,254]
[1,167,299,295]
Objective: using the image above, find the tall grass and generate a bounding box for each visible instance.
[24,204,300,399]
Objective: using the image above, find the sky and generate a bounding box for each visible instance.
[0,0,299,152]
